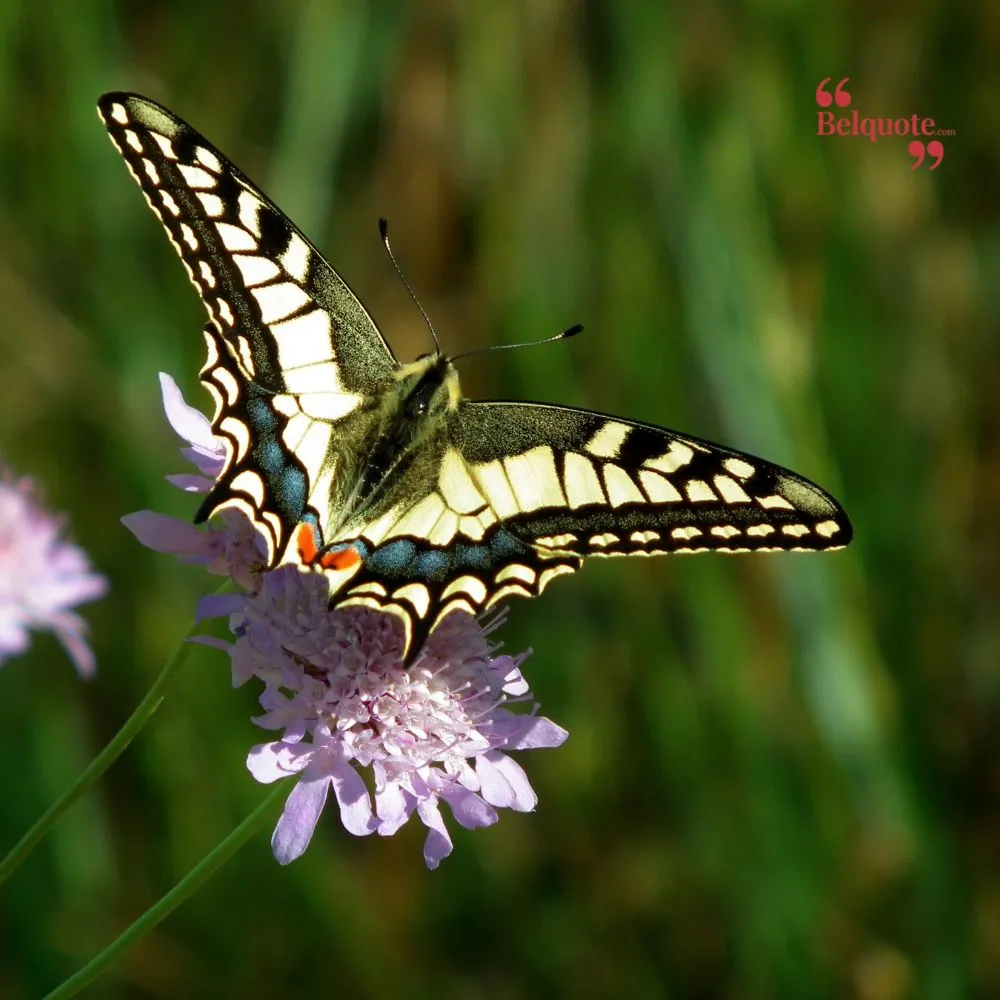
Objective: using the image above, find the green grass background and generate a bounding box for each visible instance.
[0,3,997,998]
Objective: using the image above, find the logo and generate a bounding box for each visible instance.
[815,78,953,170]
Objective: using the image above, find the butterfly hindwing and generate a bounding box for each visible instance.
[325,429,584,660]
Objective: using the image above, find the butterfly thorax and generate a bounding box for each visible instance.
[321,353,461,545]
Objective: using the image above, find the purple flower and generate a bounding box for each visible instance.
[0,463,107,676]
[234,574,566,868]
[127,374,568,867]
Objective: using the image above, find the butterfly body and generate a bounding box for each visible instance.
[99,92,852,662]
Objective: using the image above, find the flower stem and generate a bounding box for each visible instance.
[0,617,207,887]
[43,783,287,1000]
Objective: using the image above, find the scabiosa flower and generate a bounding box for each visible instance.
[224,571,566,868]
[0,462,107,676]
[126,374,568,867]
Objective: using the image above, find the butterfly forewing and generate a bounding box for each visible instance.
[98,93,396,397]
[455,402,852,555]
[98,92,397,562]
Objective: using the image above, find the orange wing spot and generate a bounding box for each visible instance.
[296,523,320,565]
[320,546,362,571]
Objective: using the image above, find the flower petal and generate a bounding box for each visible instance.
[442,785,497,830]
[195,593,245,622]
[373,765,412,835]
[121,511,213,557]
[158,372,224,467]
[416,798,453,870]
[246,740,311,783]
[165,472,216,493]
[272,775,331,864]
[503,714,570,751]
[51,612,97,679]
[475,752,515,808]
[328,755,377,836]
[0,465,106,675]
[496,656,530,696]
[480,752,537,811]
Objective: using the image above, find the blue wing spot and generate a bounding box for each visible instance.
[454,542,490,570]
[414,549,452,582]
[489,529,528,559]
[245,396,281,435]
[365,530,530,582]
[256,438,285,477]
[367,539,417,577]
[275,466,307,516]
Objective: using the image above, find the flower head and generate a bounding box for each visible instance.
[127,374,568,867]
[221,570,566,868]
[0,463,107,676]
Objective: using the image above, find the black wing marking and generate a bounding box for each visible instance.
[329,521,582,666]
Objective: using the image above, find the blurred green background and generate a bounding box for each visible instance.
[0,2,997,998]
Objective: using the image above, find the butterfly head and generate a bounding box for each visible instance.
[395,352,462,421]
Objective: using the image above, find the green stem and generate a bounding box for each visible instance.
[43,782,287,1000]
[0,611,215,886]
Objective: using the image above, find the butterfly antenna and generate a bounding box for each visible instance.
[379,217,441,356]
[451,323,583,364]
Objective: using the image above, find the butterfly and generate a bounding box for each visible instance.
[99,92,853,663]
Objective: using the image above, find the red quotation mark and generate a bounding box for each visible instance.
[909,140,944,170]
[815,77,851,107]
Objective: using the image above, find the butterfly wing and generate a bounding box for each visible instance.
[456,401,852,556]
[98,92,397,563]
[327,399,851,661]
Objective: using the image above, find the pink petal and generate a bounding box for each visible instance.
[51,613,97,679]
[188,635,230,653]
[416,799,453,870]
[504,715,569,751]
[159,373,215,451]
[481,753,537,811]
[246,741,311,783]
[165,473,216,493]
[475,752,515,808]
[272,776,330,864]
[442,786,497,830]
[121,511,212,556]
[497,658,530,696]
[0,621,29,659]
[373,766,411,834]
[195,593,245,622]
[328,756,377,836]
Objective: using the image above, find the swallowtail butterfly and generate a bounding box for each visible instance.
[99,92,853,662]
